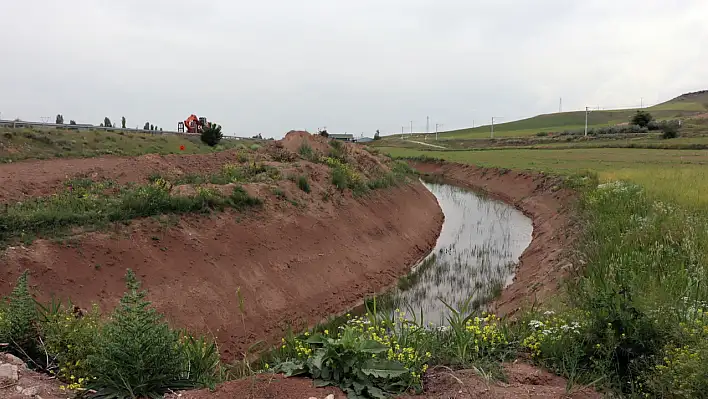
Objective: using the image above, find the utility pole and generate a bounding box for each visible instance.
[435,123,443,141]
[559,97,562,113]
[491,117,503,138]
[584,107,591,136]
[640,97,643,108]
[410,120,413,138]
[426,116,429,135]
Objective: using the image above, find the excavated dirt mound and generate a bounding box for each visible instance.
[411,162,577,316]
[280,130,332,156]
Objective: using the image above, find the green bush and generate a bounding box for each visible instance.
[200,123,223,147]
[631,110,654,128]
[250,144,261,151]
[88,270,194,398]
[661,121,680,139]
[297,175,311,193]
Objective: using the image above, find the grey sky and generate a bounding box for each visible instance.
[2,0,707,137]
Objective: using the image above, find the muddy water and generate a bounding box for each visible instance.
[385,181,533,323]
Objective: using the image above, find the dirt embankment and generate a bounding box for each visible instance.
[0,133,444,359]
[412,162,577,316]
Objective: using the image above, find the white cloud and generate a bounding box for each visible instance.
[1,0,706,136]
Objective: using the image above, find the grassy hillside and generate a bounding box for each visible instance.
[435,90,708,139]
[0,127,259,162]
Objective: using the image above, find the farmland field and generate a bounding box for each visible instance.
[383,146,708,210]
[399,90,708,139]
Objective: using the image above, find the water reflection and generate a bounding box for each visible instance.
[384,181,533,324]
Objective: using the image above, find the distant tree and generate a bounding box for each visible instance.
[100,123,104,127]
[150,124,154,131]
[661,120,680,139]
[69,120,77,125]
[201,122,223,146]
[251,133,263,139]
[374,129,381,140]
[631,110,653,128]
[318,128,329,138]
[121,116,126,129]
[55,114,64,124]
[159,128,163,132]
[143,122,150,130]
[104,117,112,128]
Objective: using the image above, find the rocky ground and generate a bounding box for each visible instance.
[0,352,69,399]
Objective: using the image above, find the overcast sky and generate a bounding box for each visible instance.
[2,1,707,137]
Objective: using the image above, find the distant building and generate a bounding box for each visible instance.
[329,133,354,141]
[355,137,374,143]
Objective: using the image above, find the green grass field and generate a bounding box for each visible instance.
[384,146,708,211]
[406,90,708,139]
[0,127,260,162]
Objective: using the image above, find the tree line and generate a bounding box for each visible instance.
[54,114,162,131]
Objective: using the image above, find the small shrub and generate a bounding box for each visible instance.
[5,271,40,361]
[250,144,261,151]
[229,186,262,208]
[297,175,311,193]
[88,270,193,398]
[328,139,346,161]
[536,131,549,137]
[660,121,680,139]
[200,123,223,147]
[331,167,348,190]
[272,187,286,199]
[298,143,315,160]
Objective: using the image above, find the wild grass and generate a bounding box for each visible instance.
[0,127,259,162]
[0,178,261,246]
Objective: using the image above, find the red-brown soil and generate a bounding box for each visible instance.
[171,363,599,399]
[0,132,444,359]
[412,162,577,316]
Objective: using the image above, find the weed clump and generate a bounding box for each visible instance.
[297,175,311,193]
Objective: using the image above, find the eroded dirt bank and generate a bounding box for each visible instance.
[412,162,576,316]
[0,133,444,359]
[1,182,442,358]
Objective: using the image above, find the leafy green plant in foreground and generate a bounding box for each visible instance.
[275,310,431,399]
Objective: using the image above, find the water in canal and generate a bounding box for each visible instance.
[382,180,533,324]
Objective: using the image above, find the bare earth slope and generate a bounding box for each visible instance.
[0,133,444,358]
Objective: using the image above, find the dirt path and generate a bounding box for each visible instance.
[408,140,447,149]
[412,162,577,316]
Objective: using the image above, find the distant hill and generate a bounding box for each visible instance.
[440,90,708,139]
